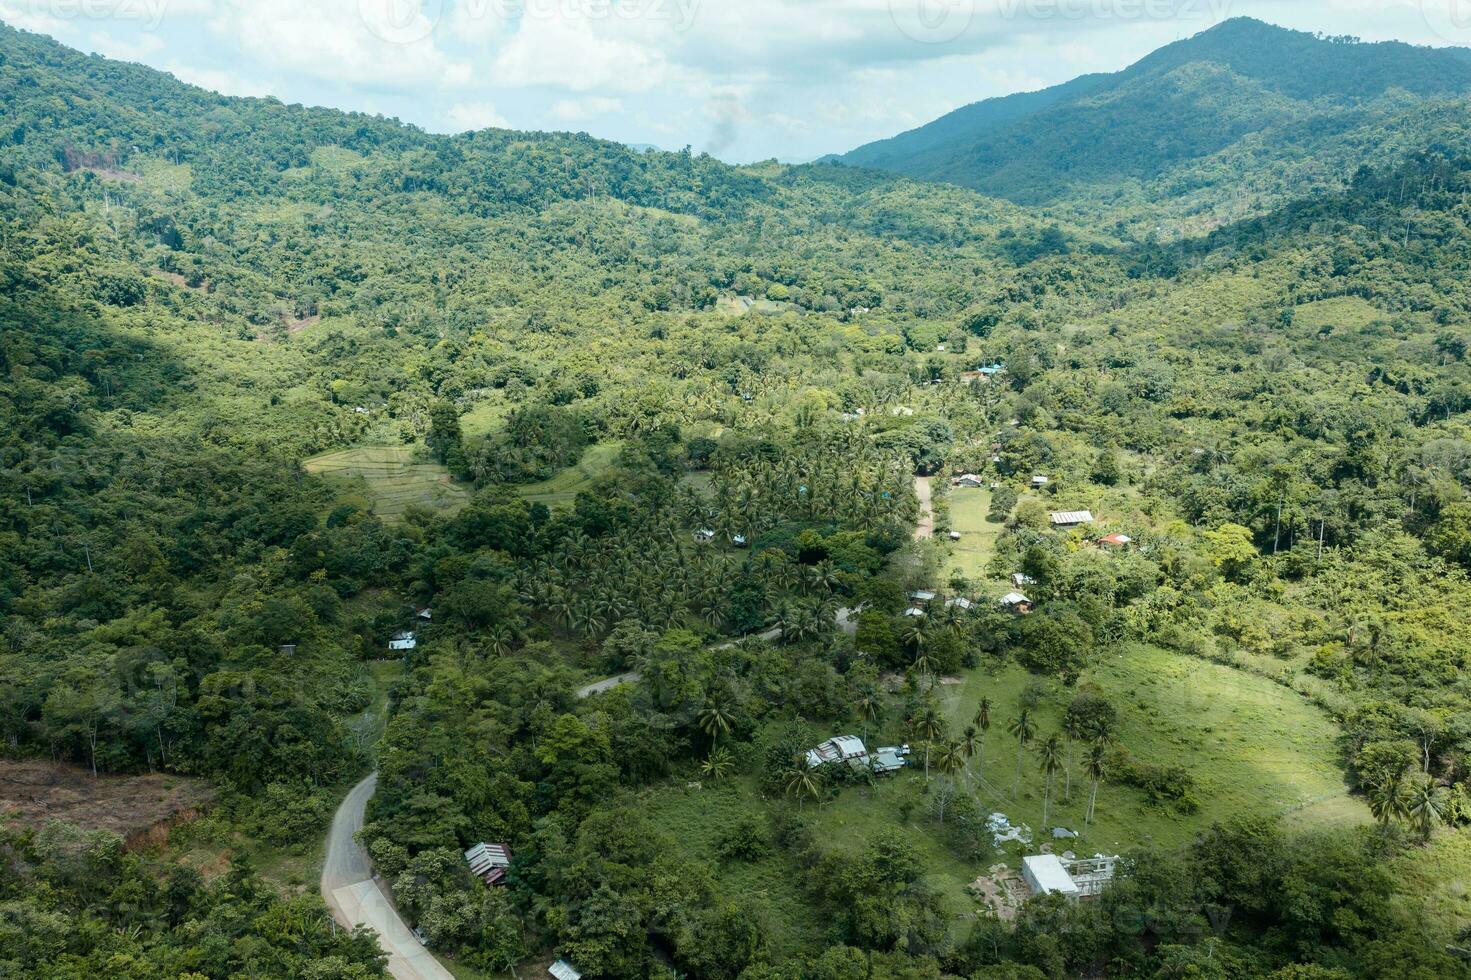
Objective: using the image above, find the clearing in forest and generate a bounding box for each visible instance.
[935,647,1369,856]
[304,446,470,519]
[515,441,622,509]
[0,760,215,846]
[943,486,1008,589]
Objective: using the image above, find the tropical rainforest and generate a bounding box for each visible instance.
[3,15,1471,980]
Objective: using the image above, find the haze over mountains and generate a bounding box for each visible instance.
[830,18,1471,232]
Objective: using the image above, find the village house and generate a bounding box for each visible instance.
[1022,853,1120,899]
[1031,475,1050,488]
[1000,591,1034,614]
[464,842,512,886]
[388,630,417,652]
[1050,510,1094,529]
[550,959,583,980]
[805,735,909,773]
[954,473,984,488]
[1098,532,1132,548]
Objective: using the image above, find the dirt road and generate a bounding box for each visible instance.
[321,773,454,980]
[914,475,935,540]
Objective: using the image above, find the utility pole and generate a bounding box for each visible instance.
[83,542,93,574]
[1318,519,1325,561]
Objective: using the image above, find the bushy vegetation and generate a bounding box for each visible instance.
[2,16,1471,979]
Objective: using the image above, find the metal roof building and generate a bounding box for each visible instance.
[1022,854,1080,898]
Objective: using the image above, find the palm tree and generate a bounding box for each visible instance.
[959,724,979,786]
[783,760,821,809]
[698,694,735,746]
[852,687,883,744]
[1007,709,1035,798]
[973,697,992,770]
[936,738,967,781]
[1062,711,1085,803]
[701,746,735,781]
[1408,779,1449,843]
[1084,742,1107,825]
[1368,777,1410,828]
[911,704,945,783]
[1038,733,1064,829]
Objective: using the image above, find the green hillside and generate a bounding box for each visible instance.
[2,18,1471,980]
[833,18,1471,235]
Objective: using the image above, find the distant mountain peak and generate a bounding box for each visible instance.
[830,19,1471,219]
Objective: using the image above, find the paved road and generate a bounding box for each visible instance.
[914,476,934,540]
[321,773,454,980]
[576,671,641,698]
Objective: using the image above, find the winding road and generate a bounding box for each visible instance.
[321,485,914,971]
[321,773,454,980]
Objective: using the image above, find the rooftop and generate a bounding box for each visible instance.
[1023,854,1080,897]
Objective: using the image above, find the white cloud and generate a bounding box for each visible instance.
[446,100,510,130]
[549,95,624,121]
[204,0,469,89]
[490,15,668,92]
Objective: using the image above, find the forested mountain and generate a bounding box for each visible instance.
[832,18,1471,234]
[3,18,1471,980]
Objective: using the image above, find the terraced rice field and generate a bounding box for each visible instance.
[303,446,470,519]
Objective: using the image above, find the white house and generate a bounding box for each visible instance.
[388,630,417,652]
[945,596,974,611]
[955,474,984,488]
[904,606,927,617]
[694,528,716,543]
[1031,475,1050,487]
[1011,573,1036,588]
[1050,510,1094,529]
[909,590,937,603]
[1022,854,1081,899]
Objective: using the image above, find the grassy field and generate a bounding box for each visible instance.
[514,441,622,509]
[1391,827,1471,943]
[303,445,470,519]
[942,486,1008,592]
[636,644,1368,939]
[934,647,1368,856]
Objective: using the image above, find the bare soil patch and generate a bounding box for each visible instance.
[0,760,215,847]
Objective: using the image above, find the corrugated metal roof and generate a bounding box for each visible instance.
[1050,511,1094,525]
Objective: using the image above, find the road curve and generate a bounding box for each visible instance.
[321,773,454,980]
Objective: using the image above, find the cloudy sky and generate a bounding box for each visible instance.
[2,0,1463,162]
